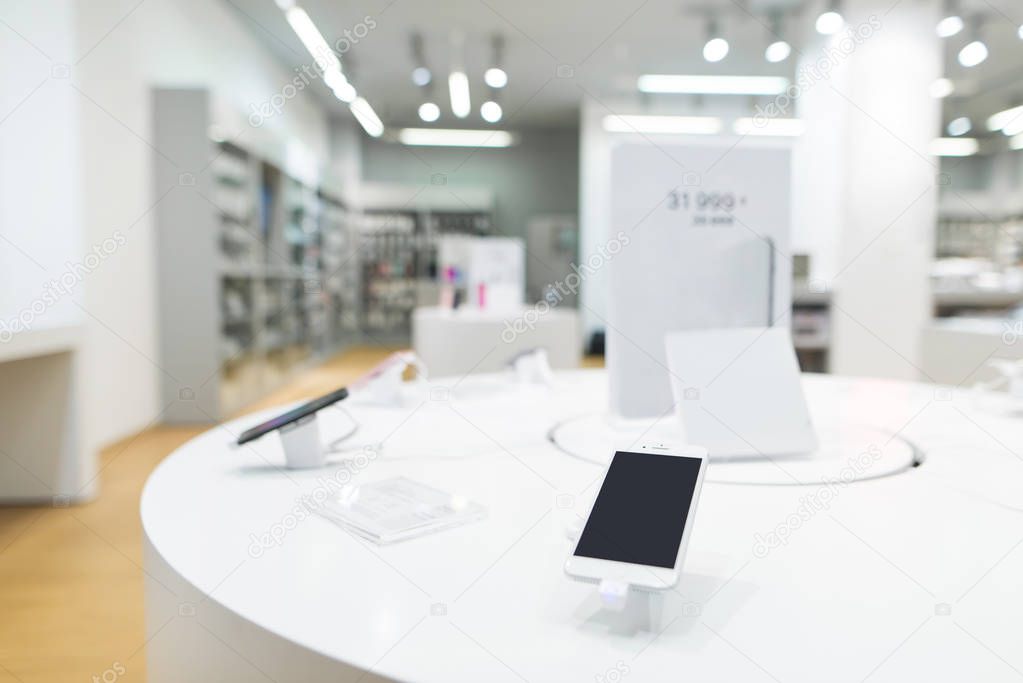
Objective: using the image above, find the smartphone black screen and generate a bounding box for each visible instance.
[236,387,349,445]
[573,450,702,569]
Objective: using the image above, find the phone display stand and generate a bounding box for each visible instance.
[359,354,429,407]
[278,414,325,469]
[510,348,554,386]
[595,579,666,633]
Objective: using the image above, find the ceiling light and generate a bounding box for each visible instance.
[324,69,356,103]
[449,71,470,118]
[936,15,964,37]
[412,67,432,87]
[323,69,347,91]
[331,80,357,103]
[418,102,440,122]
[484,67,508,88]
[929,78,954,98]
[1010,134,1023,151]
[702,17,728,62]
[703,37,729,62]
[274,0,295,9]
[480,101,503,123]
[815,9,844,35]
[987,105,1023,131]
[602,115,722,135]
[930,137,978,157]
[1019,24,1023,40]
[285,7,340,73]
[638,74,789,95]
[765,40,791,63]
[1002,118,1023,137]
[484,36,508,90]
[398,128,517,147]
[350,97,384,138]
[733,117,804,136]
[946,117,972,136]
[958,40,988,67]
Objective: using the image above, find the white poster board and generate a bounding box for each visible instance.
[607,141,792,418]
[467,237,524,312]
[438,235,524,313]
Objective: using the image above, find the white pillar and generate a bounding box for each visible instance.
[827,0,941,379]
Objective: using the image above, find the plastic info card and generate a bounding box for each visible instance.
[318,476,487,544]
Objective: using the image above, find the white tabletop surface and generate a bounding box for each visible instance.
[141,370,1023,682]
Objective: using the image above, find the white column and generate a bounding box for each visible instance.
[826,0,941,379]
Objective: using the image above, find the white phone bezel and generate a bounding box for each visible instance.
[563,443,708,590]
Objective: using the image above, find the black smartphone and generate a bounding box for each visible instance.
[236,386,349,445]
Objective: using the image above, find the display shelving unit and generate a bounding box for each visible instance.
[356,185,495,338]
[153,88,360,423]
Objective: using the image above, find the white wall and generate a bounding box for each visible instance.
[0,0,341,453]
[0,1,82,333]
[360,128,579,281]
[71,0,339,448]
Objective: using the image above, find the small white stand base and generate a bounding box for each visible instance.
[595,579,665,634]
[279,415,325,469]
[511,348,555,385]
[358,352,429,407]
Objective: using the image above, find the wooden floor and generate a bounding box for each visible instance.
[0,346,402,683]
[0,347,603,682]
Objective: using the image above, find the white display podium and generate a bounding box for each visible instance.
[141,370,1023,682]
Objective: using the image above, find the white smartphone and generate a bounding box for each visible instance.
[564,444,708,590]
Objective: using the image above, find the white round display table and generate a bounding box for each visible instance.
[141,370,1023,682]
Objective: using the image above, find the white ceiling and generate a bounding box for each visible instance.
[226,0,1023,134]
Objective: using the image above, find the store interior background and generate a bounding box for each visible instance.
[1,0,1023,676]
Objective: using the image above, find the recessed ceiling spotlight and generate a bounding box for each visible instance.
[702,18,729,62]
[418,102,440,122]
[929,77,954,98]
[765,40,791,63]
[480,100,503,123]
[815,1,844,35]
[764,13,790,63]
[703,38,729,62]
[936,15,964,37]
[484,36,508,89]
[936,0,964,37]
[816,11,843,34]
[484,67,508,88]
[412,67,432,87]
[947,117,972,136]
[958,40,988,67]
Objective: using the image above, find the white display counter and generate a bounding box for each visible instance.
[412,305,581,377]
[141,370,1023,682]
[0,324,93,502]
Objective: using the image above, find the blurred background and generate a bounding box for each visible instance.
[1,0,1023,679]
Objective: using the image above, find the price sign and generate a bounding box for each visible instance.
[666,190,748,226]
[608,141,793,418]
